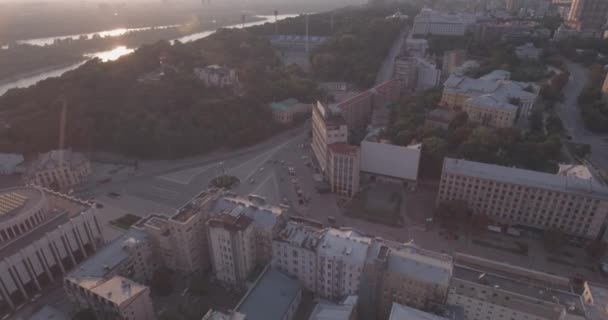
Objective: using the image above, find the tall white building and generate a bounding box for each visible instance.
[437,158,608,239]
[208,214,256,289]
[412,8,475,36]
[311,101,348,173]
[414,57,441,91]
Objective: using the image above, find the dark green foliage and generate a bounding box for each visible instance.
[578,64,608,133]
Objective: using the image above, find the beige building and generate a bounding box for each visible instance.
[327,143,360,198]
[311,101,348,173]
[66,276,156,320]
[462,95,518,128]
[359,240,453,320]
[449,254,588,320]
[270,99,312,124]
[0,187,104,317]
[27,149,91,190]
[272,219,325,292]
[441,71,538,118]
[208,214,256,289]
[437,158,608,239]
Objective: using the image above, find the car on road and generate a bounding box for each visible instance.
[107,192,121,198]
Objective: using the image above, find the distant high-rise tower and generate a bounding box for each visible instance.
[567,0,608,31]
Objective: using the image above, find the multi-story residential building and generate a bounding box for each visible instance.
[0,187,104,317]
[412,8,475,36]
[311,101,348,173]
[309,295,358,320]
[359,240,453,320]
[404,38,429,58]
[210,195,286,265]
[441,71,538,117]
[437,158,608,239]
[394,54,416,90]
[449,254,589,320]
[327,143,360,197]
[64,228,156,320]
[207,214,256,289]
[66,276,156,320]
[442,49,466,76]
[272,219,325,292]
[270,98,312,124]
[388,302,450,320]
[462,95,518,128]
[317,228,372,300]
[26,149,91,190]
[567,0,608,31]
[336,91,374,132]
[194,65,239,88]
[414,57,441,91]
[236,266,303,320]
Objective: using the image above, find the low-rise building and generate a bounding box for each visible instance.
[309,295,358,320]
[449,254,588,320]
[0,154,23,175]
[270,99,312,124]
[236,267,302,320]
[437,158,608,239]
[26,149,91,190]
[412,8,475,37]
[194,65,239,88]
[441,71,538,118]
[0,187,104,317]
[462,95,518,128]
[327,143,360,198]
[208,214,256,289]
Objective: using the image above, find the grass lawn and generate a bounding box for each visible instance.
[110,213,141,230]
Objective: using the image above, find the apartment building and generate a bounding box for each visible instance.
[317,228,372,300]
[272,219,325,292]
[309,295,358,320]
[437,158,608,239]
[567,0,608,31]
[441,71,538,117]
[270,98,312,124]
[462,95,518,128]
[0,187,104,317]
[311,101,348,173]
[448,254,588,320]
[208,214,256,289]
[442,49,466,75]
[394,54,416,90]
[210,195,286,265]
[359,240,453,320]
[412,8,475,36]
[327,143,360,198]
[415,57,441,91]
[26,149,91,190]
[66,276,156,320]
[388,302,450,320]
[64,229,156,320]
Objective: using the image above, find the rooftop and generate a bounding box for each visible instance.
[236,267,302,320]
[202,310,246,320]
[270,98,302,111]
[88,276,147,306]
[27,305,69,320]
[464,95,518,113]
[453,264,585,317]
[443,158,608,198]
[318,228,372,267]
[171,189,221,223]
[211,195,284,230]
[387,244,453,287]
[558,164,594,180]
[309,295,358,320]
[208,213,254,232]
[389,302,449,320]
[328,143,359,156]
[0,187,44,222]
[426,108,456,123]
[275,220,325,251]
[443,71,537,103]
[67,228,148,289]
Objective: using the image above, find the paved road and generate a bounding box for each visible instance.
[558,62,608,173]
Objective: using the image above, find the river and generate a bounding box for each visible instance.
[0,14,298,96]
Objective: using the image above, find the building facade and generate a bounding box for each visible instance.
[327,143,360,198]
[208,214,256,289]
[567,0,608,31]
[194,65,239,88]
[270,99,312,124]
[311,101,348,173]
[437,158,608,239]
[442,49,466,76]
[462,95,518,128]
[0,187,104,317]
[412,8,473,36]
[394,54,417,90]
[27,149,91,190]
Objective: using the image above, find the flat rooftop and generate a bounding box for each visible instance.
[0,187,44,223]
[171,190,219,223]
[453,264,585,318]
[387,244,453,287]
[67,228,148,289]
[237,268,302,320]
[318,228,372,267]
[389,302,449,320]
[88,276,147,306]
[443,158,608,198]
[211,196,283,229]
[309,295,357,320]
[274,220,324,251]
